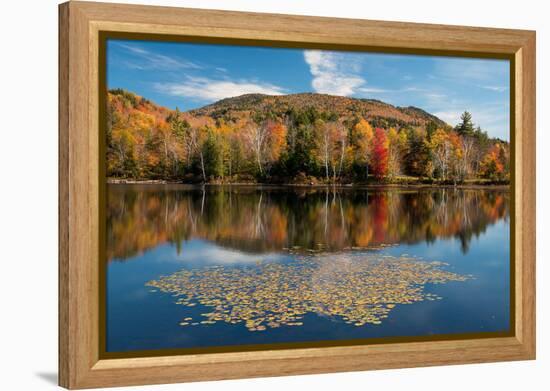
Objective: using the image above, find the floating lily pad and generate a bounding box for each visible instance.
[146,253,470,332]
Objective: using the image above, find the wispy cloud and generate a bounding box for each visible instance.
[469,105,510,140]
[425,93,446,99]
[480,85,509,92]
[356,86,447,106]
[357,87,390,94]
[155,76,286,101]
[433,58,508,83]
[113,42,201,71]
[304,50,365,96]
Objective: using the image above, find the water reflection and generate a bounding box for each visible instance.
[107,185,509,262]
[106,185,510,352]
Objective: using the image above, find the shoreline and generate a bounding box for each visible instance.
[107,178,510,190]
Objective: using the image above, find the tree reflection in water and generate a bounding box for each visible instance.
[107,184,509,262]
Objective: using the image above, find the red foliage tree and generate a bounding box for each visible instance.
[371,127,389,179]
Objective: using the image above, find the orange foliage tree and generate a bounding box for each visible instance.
[481,143,508,180]
[353,118,374,178]
[371,128,389,179]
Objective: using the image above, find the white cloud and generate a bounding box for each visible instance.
[153,240,287,265]
[433,111,461,126]
[304,50,365,96]
[481,85,509,92]
[114,42,201,70]
[155,76,286,101]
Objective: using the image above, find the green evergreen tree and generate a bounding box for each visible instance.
[202,129,224,179]
[455,111,475,137]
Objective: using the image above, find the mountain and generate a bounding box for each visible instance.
[189,93,448,128]
[107,88,509,184]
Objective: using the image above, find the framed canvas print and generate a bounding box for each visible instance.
[58,1,536,389]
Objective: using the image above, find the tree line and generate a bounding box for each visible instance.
[107,89,510,184]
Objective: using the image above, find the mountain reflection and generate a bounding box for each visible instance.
[107,185,509,262]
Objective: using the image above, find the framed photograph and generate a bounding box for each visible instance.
[59,1,536,389]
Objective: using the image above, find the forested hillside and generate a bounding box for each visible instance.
[106,89,509,184]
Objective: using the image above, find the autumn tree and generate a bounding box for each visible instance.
[242,120,288,177]
[447,131,464,182]
[481,142,508,180]
[352,118,374,179]
[315,120,348,182]
[214,120,233,179]
[386,127,407,178]
[265,121,288,173]
[166,108,190,177]
[427,129,464,182]
[403,127,429,177]
[371,128,389,179]
[457,135,475,180]
[427,129,453,181]
[109,128,137,178]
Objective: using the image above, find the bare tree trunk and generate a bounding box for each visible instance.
[256,149,263,175]
[117,145,126,176]
[199,151,206,182]
[324,140,329,181]
[338,139,346,179]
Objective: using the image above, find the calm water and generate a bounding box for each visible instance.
[106,184,510,353]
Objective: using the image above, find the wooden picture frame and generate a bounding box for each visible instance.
[59,1,536,388]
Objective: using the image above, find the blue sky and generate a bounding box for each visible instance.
[107,39,510,140]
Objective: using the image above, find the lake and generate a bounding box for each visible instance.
[105,184,511,353]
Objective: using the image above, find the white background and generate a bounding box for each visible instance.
[0,0,547,389]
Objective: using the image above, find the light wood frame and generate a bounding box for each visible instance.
[59,1,536,388]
